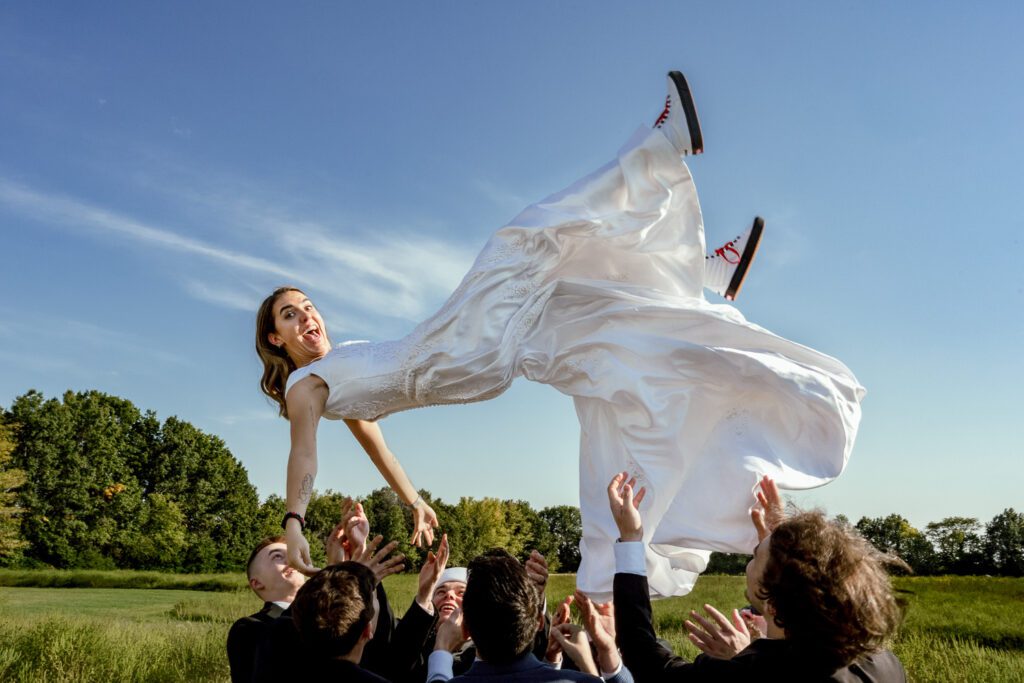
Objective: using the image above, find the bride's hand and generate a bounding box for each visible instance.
[285,523,319,576]
[410,499,439,547]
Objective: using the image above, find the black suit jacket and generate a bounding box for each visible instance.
[306,658,391,682]
[227,602,287,683]
[249,583,396,682]
[613,571,906,682]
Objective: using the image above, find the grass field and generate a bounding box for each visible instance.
[0,572,1021,682]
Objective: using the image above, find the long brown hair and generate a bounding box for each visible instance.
[256,286,303,418]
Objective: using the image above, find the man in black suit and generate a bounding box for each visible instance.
[290,561,392,681]
[429,549,633,683]
[227,535,306,683]
[230,501,399,682]
[605,472,907,681]
[391,536,552,683]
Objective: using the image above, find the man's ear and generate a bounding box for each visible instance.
[249,577,264,594]
[362,621,374,642]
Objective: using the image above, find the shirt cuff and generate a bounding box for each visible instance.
[601,660,624,679]
[427,650,455,682]
[613,540,646,576]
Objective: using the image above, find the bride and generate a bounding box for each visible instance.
[254,71,864,598]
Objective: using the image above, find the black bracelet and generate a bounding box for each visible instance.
[281,512,305,530]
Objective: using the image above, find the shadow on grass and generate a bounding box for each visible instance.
[916,626,1024,653]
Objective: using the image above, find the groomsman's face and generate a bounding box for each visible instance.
[249,542,306,602]
[744,535,769,612]
[432,580,466,618]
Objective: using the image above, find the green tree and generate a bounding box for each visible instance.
[119,493,188,569]
[855,513,935,574]
[0,417,28,562]
[256,494,288,541]
[7,390,143,567]
[5,390,260,571]
[444,497,512,567]
[925,517,984,574]
[706,552,749,574]
[539,505,582,572]
[984,508,1024,576]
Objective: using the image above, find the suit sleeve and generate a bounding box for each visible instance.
[613,573,699,682]
[226,619,257,683]
[360,583,397,677]
[387,598,437,680]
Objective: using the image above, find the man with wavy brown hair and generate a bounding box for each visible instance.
[608,472,907,681]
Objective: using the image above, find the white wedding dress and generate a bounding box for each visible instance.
[286,126,865,599]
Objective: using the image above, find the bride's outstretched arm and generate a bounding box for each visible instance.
[284,379,327,575]
[345,418,439,547]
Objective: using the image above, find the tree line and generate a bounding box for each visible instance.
[0,390,581,572]
[1,390,1020,576]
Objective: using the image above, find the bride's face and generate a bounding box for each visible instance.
[268,290,332,366]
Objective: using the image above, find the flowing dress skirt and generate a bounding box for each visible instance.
[290,126,865,599]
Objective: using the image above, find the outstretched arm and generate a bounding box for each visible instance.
[345,418,438,547]
[283,378,328,575]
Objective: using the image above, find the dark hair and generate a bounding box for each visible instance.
[463,549,539,665]
[246,535,286,580]
[255,286,304,418]
[758,511,907,670]
[291,562,377,659]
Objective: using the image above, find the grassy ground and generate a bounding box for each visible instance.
[0,572,1021,682]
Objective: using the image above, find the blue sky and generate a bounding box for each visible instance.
[1,2,1021,532]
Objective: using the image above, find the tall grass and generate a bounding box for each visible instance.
[0,573,1021,682]
[0,617,226,682]
[0,568,242,592]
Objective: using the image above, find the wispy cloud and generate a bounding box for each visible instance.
[0,175,479,331]
[0,312,189,371]
[182,280,261,312]
[0,179,308,284]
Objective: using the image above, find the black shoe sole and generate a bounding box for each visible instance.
[725,217,765,301]
[668,71,703,154]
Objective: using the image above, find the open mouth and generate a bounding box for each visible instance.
[301,326,322,343]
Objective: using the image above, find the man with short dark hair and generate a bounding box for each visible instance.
[607,472,907,681]
[291,561,388,681]
[227,535,306,682]
[231,500,399,682]
[431,549,632,683]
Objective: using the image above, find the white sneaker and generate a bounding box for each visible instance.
[654,71,704,156]
[704,217,765,301]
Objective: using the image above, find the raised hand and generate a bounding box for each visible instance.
[553,594,574,627]
[751,475,785,541]
[550,623,598,675]
[342,498,370,553]
[434,606,467,653]
[607,471,646,542]
[285,523,319,577]
[544,595,575,665]
[351,534,406,583]
[574,590,619,674]
[416,534,450,611]
[684,604,751,659]
[410,499,439,548]
[324,497,370,564]
[525,549,549,597]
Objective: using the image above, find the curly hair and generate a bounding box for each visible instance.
[757,510,907,671]
[291,562,376,659]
